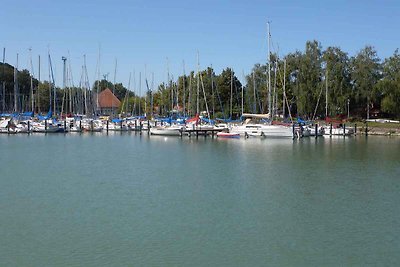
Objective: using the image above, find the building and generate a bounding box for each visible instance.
[97,88,121,115]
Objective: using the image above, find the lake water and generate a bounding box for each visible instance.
[1,133,399,266]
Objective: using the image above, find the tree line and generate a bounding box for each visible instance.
[1,40,400,119]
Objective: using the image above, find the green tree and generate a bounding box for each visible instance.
[351,46,381,119]
[323,46,352,117]
[376,49,400,117]
[215,68,242,119]
[297,40,323,118]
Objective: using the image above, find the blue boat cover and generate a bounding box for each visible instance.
[38,110,53,120]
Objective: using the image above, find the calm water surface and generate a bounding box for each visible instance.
[1,134,399,266]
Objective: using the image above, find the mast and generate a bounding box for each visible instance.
[188,74,192,116]
[96,46,101,116]
[267,21,272,119]
[62,56,67,114]
[68,55,72,114]
[48,53,51,112]
[69,58,75,114]
[283,59,286,118]
[38,55,40,113]
[139,72,141,116]
[253,71,256,113]
[182,60,186,116]
[2,48,5,112]
[83,54,89,115]
[151,72,154,118]
[144,65,147,116]
[230,69,233,119]
[325,66,328,118]
[211,65,215,118]
[113,58,117,118]
[29,48,34,112]
[199,66,210,118]
[132,69,137,116]
[48,53,56,113]
[167,57,172,111]
[273,60,277,119]
[196,52,200,115]
[123,72,131,115]
[241,70,244,116]
[14,53,19,113]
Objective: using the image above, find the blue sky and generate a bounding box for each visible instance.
[1,0,399,93]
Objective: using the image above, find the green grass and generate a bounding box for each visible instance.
[357,121,400,129]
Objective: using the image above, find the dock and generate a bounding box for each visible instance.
[184,128,226,138]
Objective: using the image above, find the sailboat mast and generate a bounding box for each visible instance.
[2,48,6,113]
[199,67,210,118]
[182,60,186,116]
[167,58,172,111]
[48,53,56,114]
[14,53,18,113]
[273,60,277,119]
[96,47,101,116]
[253,71,256,113]
[196,52,200,115]
[38,55,40,113]
[151,72,154,118]
[283,59,286,118]
[62,56,67,115]
[68,56,72,114]
[113,58,117,118]
[83,55,88,115]
[267,21,272,118]
[211,65,215,118]
[241,70,244,116]
[230,70,233,119]
[124,72,131,115]
[144,65,147,116]
[29,48,34,112]
[132,70,136,115]
[139,72,141,116]
[325,66,328,118]
[188,74,192,116]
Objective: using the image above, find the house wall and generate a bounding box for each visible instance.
[100,107,119,115]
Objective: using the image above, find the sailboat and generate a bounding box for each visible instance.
[232,22,295,138]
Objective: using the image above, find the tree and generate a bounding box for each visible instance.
[351,46,381,119]
[323,46,352,117]
[376,49,400,117]
[215,68,242,119]
[297,40,323,118]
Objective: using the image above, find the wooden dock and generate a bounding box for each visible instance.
[184,128,226,138]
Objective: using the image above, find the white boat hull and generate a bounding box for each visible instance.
[150,126,185,136]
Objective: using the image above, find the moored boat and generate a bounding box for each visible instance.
[216,132,240,138]
[150,125,186,136]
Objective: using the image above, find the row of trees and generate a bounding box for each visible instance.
[1,40,400,119]
[153,41,400,120]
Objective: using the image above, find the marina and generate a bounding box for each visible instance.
[2,1,400,266]
[0,114,384,138]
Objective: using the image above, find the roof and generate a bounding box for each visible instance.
[98,88,121,109]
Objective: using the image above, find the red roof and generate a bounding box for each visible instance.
[98,88,121,108]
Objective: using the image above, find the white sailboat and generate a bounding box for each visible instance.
[150,124,186,136]
[231,113,294,138]
[231,23,295,138]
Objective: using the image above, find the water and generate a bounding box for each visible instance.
[1,134,399,266]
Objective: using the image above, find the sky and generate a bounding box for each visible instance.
[1,0,399,93]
